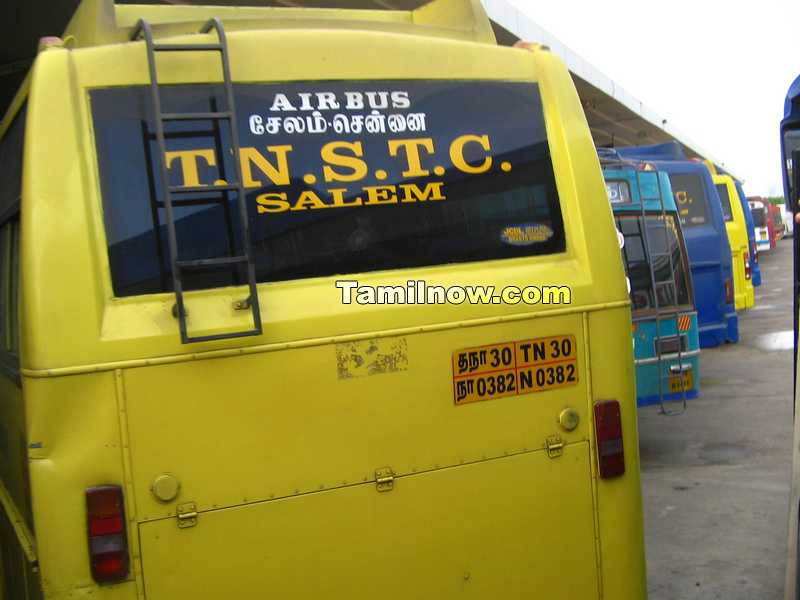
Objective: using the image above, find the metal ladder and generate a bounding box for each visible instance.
[633,170,688,416]
[131,18,262,344]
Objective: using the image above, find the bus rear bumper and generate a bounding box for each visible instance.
[699,322,727,348]
[637,388,699,407]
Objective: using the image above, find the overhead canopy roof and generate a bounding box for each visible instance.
[484,0,738,178]
[0,0,736,177]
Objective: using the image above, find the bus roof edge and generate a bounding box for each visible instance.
[57,0,495,49]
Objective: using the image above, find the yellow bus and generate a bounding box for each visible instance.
[712,173,755,310]
[0,0,646,598]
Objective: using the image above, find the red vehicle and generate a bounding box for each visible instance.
[769,202,785,244]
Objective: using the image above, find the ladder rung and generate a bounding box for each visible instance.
[152,43,223,52]
[161,111,231,121]
[185,328,262,344]
[169,184,240,194]
[177,256,248,270]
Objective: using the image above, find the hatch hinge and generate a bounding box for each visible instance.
[176,502,198,529]
[375,467,395,492]
[545,435,564,459]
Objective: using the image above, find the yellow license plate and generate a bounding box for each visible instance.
[452,335,578,405]
[669,370,693,393]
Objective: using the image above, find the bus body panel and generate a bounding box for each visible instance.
[3,6,647,599]
[633,314,700,406]
[782,71,800,600]
[586,306,647,599]
[138,446,599,599]
[24,373,135,600]
[128,319,601,599]
[0,377,41,600]
[714,174,754,310]
[122,314,592,523]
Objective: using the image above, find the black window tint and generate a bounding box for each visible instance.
[0,109,23,365]
[751,206,766,227]
[785,129,800,204]
[0,108,24,224]
[0,220,20,357]
[91,81,565,297]
[617,214,692,313]
[715,183,733,222]
[669,173,709,228]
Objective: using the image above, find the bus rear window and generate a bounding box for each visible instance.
[669,173,709,228]
[751,206,766,227]
[616,214,692,313]
[715,183,733,222]
[90,81,565,297]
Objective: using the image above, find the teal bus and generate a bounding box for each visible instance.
[600,149,700,413]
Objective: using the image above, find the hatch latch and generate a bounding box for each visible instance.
[545,435,564,459]
[176,502,198,529]
[375,467,395,492]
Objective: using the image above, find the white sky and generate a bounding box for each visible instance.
[507,0,799,197]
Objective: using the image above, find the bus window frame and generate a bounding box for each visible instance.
[715,182,734,222]
[0,214,21,386]
[669,172,710,229]
[792,149,800,209]
[89,80,567,299]
[605,178,632,205]
[615,211,695,318]
[0,107,24,386]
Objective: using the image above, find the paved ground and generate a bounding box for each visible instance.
[640,238,794,600]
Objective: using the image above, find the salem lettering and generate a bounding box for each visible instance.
[255,182,445,214]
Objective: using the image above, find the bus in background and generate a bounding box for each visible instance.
[749,197,774,252]
[734,179,761,287]
[779,202,794,237]
[0,0,648,598]
[697,159,758,298]
[618,143,737,348]
[600,149,699,414]
[781,71,799,600]
[713,173,755,310]
[772,202,787,244]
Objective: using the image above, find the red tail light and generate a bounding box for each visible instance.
[594,400,625,479]
[724,278,734,304]
[86,485,129,584]
[743,251,751,280]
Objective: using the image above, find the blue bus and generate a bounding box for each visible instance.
[781,73,800,599]
[600,149,700,412]
[734,179,762,287]
[618,143,738,347]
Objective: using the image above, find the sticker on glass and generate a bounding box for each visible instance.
[500,223,554,246]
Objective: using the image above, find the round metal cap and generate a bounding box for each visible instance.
[558,408,580,432]
[151,473,181,503]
